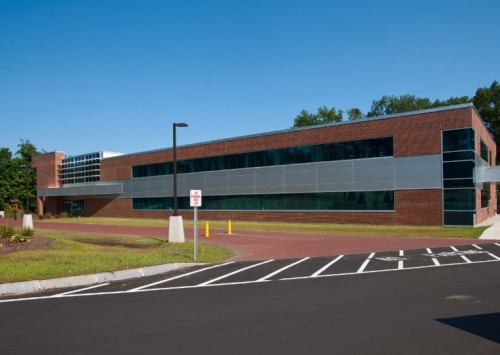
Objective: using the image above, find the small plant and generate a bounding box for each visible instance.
[60,212,72,218]
[43,212,52,219]
[18,227,35,237]
[10,235,30,243]
[0,224,15,238]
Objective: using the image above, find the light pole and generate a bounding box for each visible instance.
[23,157,33,229]
[169,122,188,243]
[172,122,188,216]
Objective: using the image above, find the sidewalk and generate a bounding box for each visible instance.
[478,214,500,240]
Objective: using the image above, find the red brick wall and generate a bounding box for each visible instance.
[81,189,442,226]
[32,152,65,188]
[472,108,497,223]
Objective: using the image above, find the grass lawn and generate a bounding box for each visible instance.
[37,216,489,238]
[0,230,233,284]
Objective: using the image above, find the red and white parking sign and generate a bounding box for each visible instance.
[190,190,202,207]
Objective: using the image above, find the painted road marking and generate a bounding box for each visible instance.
[311,255,344,277]
[257,257,310,281]
[198,260,274,286]
[128,262,234,292]
[472,244,482,250]
[398,250,404,270]
[357,253,375,273]
[426,248,440,266]
[450,246,472,263]
[53,283,110,296]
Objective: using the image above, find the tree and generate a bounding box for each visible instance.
[293,106,343,127]
[0,139,41,213]
[473,80,500,161]
[17,138,38,161]
[367,95,433,117]
[347,108,364,120]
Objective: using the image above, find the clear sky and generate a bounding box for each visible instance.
[1,0,499,157]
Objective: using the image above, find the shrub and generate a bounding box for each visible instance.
[43,212,52,219]
[10,235,30,243]
[18,227,35,237]
[0,224,15,238]
[60,212,72,218]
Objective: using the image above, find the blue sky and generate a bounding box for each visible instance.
[1,0,499,157]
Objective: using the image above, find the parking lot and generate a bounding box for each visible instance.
[3,242,499,303]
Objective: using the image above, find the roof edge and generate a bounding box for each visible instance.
[105,103,478,160]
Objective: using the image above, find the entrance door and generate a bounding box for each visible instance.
[62,200,84,216]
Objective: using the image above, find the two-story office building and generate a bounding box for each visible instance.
[32,103,498,226]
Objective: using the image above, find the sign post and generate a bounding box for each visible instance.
[190,190,202,261]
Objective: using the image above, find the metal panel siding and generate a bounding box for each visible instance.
[255,168,284,188]
[284,167,316,186]
[317,167,353,184]
[228,173,254,188]
[38,154,443,198]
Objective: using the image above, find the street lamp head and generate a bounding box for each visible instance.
[174,122,188,128]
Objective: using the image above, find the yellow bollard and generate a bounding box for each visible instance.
[205,221,209,238]
[228,220,232,235]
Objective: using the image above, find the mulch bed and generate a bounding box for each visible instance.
[0,235,53,255]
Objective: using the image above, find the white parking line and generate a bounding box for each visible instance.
[450,246,472,263]
[311,255,344,277]
[198,260,274,286]
[426,248,440,266]
[487,252,500,261]
[495,243,500,247]
[128,262,234,291]
[53,283,110,296]
[472,244,482,250]
[398,250,404,269]
[257,257,310,281]
[357,253,375,273]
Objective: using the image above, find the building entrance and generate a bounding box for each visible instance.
[62,200,84,216]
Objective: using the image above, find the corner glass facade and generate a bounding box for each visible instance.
[442,128,475,226]
[59,152,102,184]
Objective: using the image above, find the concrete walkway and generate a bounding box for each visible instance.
[478,215,500,240]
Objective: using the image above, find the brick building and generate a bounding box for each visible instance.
[32,103,498,226]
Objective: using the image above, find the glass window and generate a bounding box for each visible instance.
[443,211,474,226]
[132,137,394,178]
[132,191,395,211]
[443,151,475,161]
[480,140,489,162]
[481,189,490,208]
[442,128,474,152]
[443,189,475,210]
[443,179,474,188]
[443,161,474,179]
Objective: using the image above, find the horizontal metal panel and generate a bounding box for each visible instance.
[284,168,316,186]
[284,184,317,193]
[354,166,394,183]
[316,182,354,192]
[38,154,444,198]
[317,167,353,184]
[255,169,284,187]
[353,181,395,191]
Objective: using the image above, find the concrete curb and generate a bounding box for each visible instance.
[0,263,201,296]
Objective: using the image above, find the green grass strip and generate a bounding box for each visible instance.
[0,230,233,283]
[37,217,488,238]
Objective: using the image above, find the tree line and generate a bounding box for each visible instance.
[293,81,500,158]
[0,139,40,214]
